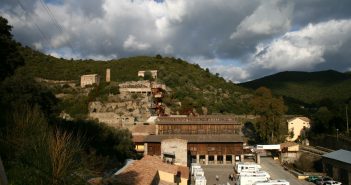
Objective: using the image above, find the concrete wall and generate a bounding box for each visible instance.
[89,112,134,127]
[281,152,301,164]
[161,139,188,166]
[157,170,187,185]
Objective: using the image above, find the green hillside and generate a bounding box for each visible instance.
[16,47,251,114]
[240,70,351,104]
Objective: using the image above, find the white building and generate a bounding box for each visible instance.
[286,117,310,141]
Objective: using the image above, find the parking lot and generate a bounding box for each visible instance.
[191,157,315,185]
[193,164,235,185]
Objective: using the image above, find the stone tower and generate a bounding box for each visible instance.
[106,68,110,82]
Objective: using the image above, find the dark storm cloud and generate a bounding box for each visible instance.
[1,0,351,82]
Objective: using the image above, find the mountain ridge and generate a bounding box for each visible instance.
[240,70,351,104]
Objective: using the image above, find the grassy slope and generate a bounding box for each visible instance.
[240,70,351,104]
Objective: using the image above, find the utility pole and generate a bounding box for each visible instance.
[346,104,349,135]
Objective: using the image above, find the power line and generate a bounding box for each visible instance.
[15,0,52,48]
[38,0,75,50]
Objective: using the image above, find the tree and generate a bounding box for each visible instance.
[250,87,287,143]
[143,71,153,81]
[0,16,24,81]
[1,105,88,185]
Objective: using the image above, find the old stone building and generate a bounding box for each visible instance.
[142,115,244,166]
[138,70,158,79]
[80,74,100,87]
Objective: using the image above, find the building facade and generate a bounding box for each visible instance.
[286,117,310,141]
[80,74,100,87]
[143,115,244,166]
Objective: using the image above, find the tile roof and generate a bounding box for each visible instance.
[112,155,189,185]
[287,116,310,123]
[322,149,351,164]
[132,135,146,143]
[144,134,243,143]
[131,124,156,134]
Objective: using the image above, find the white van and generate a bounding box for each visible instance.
[235,162,262,173]
[253,179,290,185]
[239,170,270,179]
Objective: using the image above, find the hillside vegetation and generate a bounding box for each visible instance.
[17,47,251,114]
[240,70,351,104]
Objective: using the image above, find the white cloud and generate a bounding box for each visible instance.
[2,0,351,82]
[211,65,250,83]
[230,0,293,40]
[187,56,219,67]
[251,19,351,71]
[123,35,151,51]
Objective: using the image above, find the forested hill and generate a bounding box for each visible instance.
[239,70,351,104]
[16,46,251,114]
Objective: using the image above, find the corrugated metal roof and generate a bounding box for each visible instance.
[144,134,243,143]
[322,149,351,164]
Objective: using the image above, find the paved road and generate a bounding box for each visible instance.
[260,157,314,185]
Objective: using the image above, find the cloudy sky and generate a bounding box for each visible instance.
[1,0,351,82]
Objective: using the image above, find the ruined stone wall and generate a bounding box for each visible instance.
[88,93,152,127]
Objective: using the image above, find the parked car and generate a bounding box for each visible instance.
[315,177,333,185]
[323,180,342,185]
[307,176,321,183]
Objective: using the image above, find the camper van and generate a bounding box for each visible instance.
[195,175,207,185]
[235,162,262,173]
[236,174,269,185]
[191,163,201,175]
[253,179,290,185]
[239,170,270,179]
[194,168,204,177]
